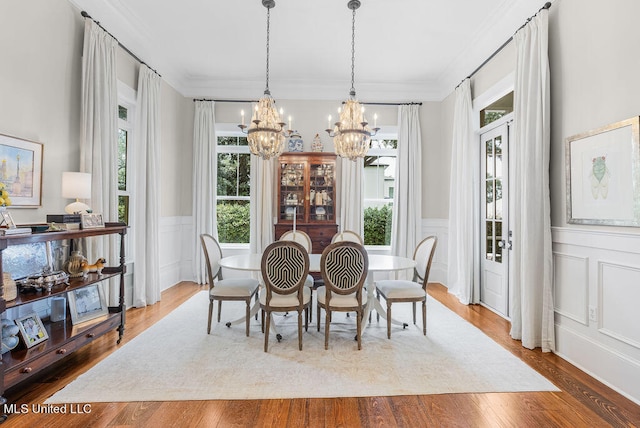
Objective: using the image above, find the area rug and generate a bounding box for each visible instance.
[46,291,558,403]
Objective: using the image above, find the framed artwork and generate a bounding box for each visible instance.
[0,134,43,207]
[67,283,108,325]
[81,213,105,229]
[15,312,49,348]
[566,116,640,226]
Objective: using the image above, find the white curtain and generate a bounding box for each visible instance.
[80,19,119,305]
[391,104,422,258]
[510,9,555,352]
[447,79,480,305]
[133,65,161,307]
[192,101,217,284]
[338,157,363,236]
[250,157,275,253]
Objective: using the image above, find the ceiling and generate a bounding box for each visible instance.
[68,0,548,102]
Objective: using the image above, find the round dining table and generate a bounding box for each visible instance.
[219,253,416,331]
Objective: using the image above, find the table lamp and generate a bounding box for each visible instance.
[62,172,92,214]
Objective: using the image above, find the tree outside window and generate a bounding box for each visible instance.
[217,136,251,244]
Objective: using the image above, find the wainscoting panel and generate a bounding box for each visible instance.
[598,261,640,349]
[422,218,448,285]
[552,227,640,405]
[553,252,589,325]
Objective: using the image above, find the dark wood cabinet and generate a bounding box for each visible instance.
[275,152,338,254]
[0,224,127,415]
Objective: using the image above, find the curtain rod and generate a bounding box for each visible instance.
[361,102,422,106]
[80,11,161,78]
[193,99,258,103]
[455,1,551,90]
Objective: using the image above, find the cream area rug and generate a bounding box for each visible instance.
[46,291,558,403]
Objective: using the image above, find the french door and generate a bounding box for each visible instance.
[480,121,511,317]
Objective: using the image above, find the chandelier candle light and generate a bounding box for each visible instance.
[238,0,291,160]
[325,0,379,161]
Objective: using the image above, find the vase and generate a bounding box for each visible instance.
[64,250,87,278]
[311,134,324,152]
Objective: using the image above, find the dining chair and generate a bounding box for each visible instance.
[200,234,259,336]
[331,230,364,245]
[316,241,368,350]
[375,235,437,339]
[279,229,316,316]
[260,240,311,352]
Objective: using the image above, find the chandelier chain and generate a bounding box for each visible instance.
[350,7,356,96]
[265,7,271,94]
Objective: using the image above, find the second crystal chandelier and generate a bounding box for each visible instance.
[325,0,379,161]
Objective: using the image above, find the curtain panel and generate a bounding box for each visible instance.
[192,101,217,284]
[133,65,162,307]
[338,157,364,236]
[510,9,555,352]
[80,19,119,305]
[391,104,422,258]
[249,157,275,254]
[447,79,480,305]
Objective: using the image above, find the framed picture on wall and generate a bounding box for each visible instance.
[0,134,43,207]
[566,116,640,226]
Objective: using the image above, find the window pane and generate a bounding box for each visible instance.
[494,136,502,178]
[118,195,129,224]
[486,180,494,219]
[486,221,494,261]
[495,178,502,220]
[363,202,393,246]
[217,153,238,196]
[218,136,248,146]
[480,92,513,127]
[238,153,251,197]
[486,139,494,179]
[118,129,128,191]
[495,221,503,263]
[118,105,127,121]
[217,200,250,244]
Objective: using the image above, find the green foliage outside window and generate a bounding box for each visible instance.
[217,201,250,244]
[364,204,393,246]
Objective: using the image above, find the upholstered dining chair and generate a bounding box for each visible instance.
[200,234,260,336]
[316,241,369,350]
[375,235,438,339]
[331,230,364,245]
[260,240,311,352]
[279,229,316,316]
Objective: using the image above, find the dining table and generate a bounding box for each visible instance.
[218,252,416,332]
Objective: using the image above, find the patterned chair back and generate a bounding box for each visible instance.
[413,235,437,288]
[200,234,223,287]
[261,241,310,301]
[321,241,368,296]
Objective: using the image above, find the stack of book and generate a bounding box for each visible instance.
[0,227,32,236]
[46,214,81,230]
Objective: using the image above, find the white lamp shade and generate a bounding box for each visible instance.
[62,172,91,199]
[62,172,91,214]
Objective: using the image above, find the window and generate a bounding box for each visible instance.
[480,91,513,128]
[363,138,397,246]
[117,104,132,224]
[216,134,251,244]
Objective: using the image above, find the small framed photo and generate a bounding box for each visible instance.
[81,213,105,229]
[15,312,49,348]
[67,283,108,325]
[0,211,16,229]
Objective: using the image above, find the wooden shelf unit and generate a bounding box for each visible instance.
[275,152,338,254]
[0,224,127,409]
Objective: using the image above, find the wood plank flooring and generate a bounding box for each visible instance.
[3,282,640,427]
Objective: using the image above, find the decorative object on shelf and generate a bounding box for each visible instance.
[81,258,106,278]
[285,206,296,220]
[2,272,17,301]
[1,319,20,354]
[50,296,67,323]
[315,206,326,220]
[237,0,290,159]
[325,0,380,161]
[311,133,324,152]
[0,133,43,207]
[81,213,105,229]
[15,312,49,348]
[62,171,92,214]
[287,131,304,152]
[18,270,70,293]
[310,189,316,205]
[67,283,109,325]
[0,210,15,228]
[64,250,88,278]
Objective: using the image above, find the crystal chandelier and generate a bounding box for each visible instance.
[239,0,287,160]
[325,0,379,161]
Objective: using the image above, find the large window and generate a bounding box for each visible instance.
[217,135,251,244]
[363,138,397,246]
[117,104,133,224]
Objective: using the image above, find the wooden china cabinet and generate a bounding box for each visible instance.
[275,152,338,254]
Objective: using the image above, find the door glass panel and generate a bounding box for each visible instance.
[486,140,494,179]
[485,221,494,261]
[280,162,305,221]
[486,180,494,219]
[495,178,502,220]
[495,136,502,178]
[310,163,334,221]
[495,221,503,263]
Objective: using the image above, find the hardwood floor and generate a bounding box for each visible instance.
[3,282,640,427]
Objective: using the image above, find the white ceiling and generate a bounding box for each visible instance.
[68,0,548,102]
